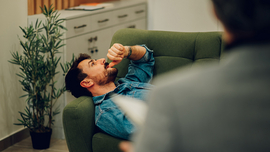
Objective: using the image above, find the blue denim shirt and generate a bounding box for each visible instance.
[92,45,154,140]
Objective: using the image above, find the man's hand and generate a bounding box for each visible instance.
[107,43,147,67]
[119,141,134,152]
[107,43,129,68]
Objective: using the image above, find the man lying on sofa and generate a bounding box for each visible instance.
[65,43,155,140]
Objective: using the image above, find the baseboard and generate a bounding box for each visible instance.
[0,128,30,151]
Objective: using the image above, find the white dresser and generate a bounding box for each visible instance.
[28,0,147,139]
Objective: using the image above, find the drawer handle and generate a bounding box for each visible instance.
[88,36,98,42]
[74,24,87,29]
[128,25,136,28]
[118,14,128,18]
[98,19,109,23]
[135,10,145,14]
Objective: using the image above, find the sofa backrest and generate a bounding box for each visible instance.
[110,28,223,81]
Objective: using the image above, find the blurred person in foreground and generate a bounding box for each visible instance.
[120,0,270,151]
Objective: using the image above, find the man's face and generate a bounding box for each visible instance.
[78,58,118,85]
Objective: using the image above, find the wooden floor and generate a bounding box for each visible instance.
[2,137,69,152]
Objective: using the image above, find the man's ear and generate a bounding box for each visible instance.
[80,78,94,88]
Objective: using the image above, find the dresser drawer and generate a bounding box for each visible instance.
[113,7,134,24]
[112,18,146,35]
[65,16,91,38]
[91,11,114,31]
[113,4,146,25]
[65,28,112,62]
[132,4,147,19]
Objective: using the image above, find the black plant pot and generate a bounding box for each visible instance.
[30,128,52,149]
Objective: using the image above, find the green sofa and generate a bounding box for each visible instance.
[63,28,223,152]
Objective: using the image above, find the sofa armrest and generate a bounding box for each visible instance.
[63,96,95,152]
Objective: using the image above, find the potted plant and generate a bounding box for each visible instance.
[9,5,73,149]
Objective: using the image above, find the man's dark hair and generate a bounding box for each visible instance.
[212,0,270,41]
[65,53,93,98]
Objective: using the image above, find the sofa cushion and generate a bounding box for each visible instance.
[154,56,192,76]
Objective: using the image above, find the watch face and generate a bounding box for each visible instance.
[127,46,132,58]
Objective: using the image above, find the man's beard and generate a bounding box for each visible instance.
[95,62,118,85]
[106,66,118,83]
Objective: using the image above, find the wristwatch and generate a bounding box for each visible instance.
[126,46,132,59]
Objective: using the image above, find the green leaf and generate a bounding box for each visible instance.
[17,119,25,124]
[40,6,44,14]
[24,107,30,115]
[20,41,27,52]
[56,44,65,49]
[55,19,65,24]
[54,12,60,20]
[19,26,27,36]
[59,25,67,30]
[38,20,42,28]
[19,111,29,118]
[55,40,62,48]
[49,4,54,14]
[14,123,24,126]
[49,30,55,35]
[44,5,48,15]
[20,94,28,98]
[53,105,61,116]
[60,63,65,72]
[16,72,25,79]
[35,19,39,29]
